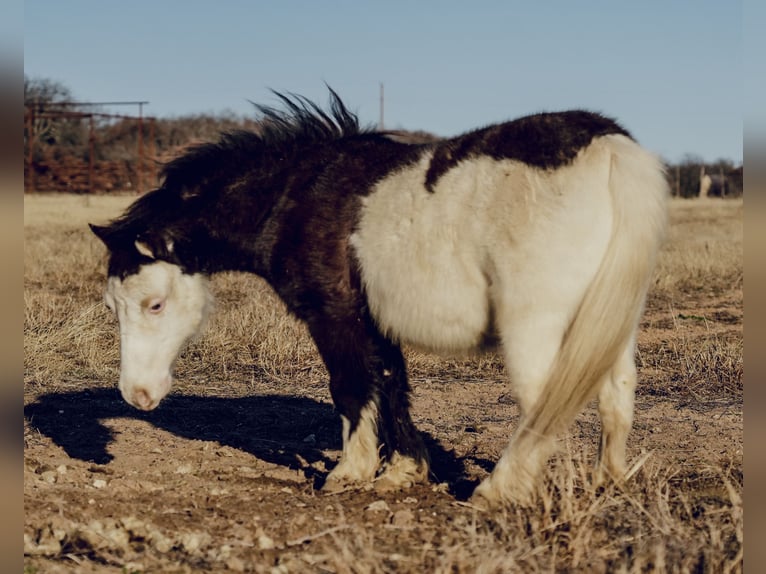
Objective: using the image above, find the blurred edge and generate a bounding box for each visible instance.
[744,140,762,571]
[744,0,763,568]
[1,2,23,569]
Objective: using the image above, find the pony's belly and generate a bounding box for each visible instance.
[364,261,490,352]
[351,153,493,352]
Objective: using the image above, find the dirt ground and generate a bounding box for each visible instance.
[24,195,743,572]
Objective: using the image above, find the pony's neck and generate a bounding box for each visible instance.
[170,189,277,277]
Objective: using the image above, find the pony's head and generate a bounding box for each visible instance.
[90,223,211,411]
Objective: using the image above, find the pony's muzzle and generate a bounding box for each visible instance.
[120,375,172,411]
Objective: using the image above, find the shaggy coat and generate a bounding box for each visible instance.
[91,89,667,505]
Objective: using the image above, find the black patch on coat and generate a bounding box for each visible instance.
[423,110,631,192]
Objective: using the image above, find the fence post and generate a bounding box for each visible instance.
[88,115,95,195]
[137,103,144,194]
[149,117,157,188]
[26,109,35,192]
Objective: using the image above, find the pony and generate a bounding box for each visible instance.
[90,89,667,506]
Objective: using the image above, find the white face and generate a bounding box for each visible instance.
[104,261,210,411]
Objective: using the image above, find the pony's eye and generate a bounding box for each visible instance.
[148,299,165,314]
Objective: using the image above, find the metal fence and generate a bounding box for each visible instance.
[24,101,157,194]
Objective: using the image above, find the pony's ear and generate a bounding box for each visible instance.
[89,223,114,246]
[134,232,175,260]
[134,239,156,259]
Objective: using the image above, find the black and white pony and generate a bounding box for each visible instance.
[90,89,667,507]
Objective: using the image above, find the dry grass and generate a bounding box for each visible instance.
[651,198,743,299]
[636,198,744,405]
[24,194,743,572]
[313,457,743,573]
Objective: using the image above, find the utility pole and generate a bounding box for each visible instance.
[379,83,384,130]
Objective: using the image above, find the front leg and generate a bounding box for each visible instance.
[308,316,428,491]
[325,389,381,488]
[373,337,429,491]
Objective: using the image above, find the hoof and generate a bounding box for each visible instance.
[374,453,428,493]
[321,475,351,493]
[470,477,535,509]
[373,473,419,493]
[469,480,496,510]
[373,476,410,493]
[322,456,379,493]
[467,490,492,511]
[321,475,373,494]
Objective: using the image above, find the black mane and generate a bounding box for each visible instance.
[252,87,366,148]
[160,87,368,195]
[93,88,380,277]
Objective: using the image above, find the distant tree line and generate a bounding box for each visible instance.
[668,156,742,198]
[24,77,742,197]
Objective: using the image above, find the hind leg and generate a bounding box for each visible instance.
[595,338,637,485]
[472,312,569,506]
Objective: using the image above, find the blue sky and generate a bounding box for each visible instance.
[24,1,742,163]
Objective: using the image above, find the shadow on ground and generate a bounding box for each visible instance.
[24,388,485,498]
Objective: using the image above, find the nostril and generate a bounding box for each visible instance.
[134,389,152,410]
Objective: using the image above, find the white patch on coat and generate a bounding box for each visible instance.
[323,402,380,488]
[350,153,490,352]
[105,261,211,411]
[351,141,613,354]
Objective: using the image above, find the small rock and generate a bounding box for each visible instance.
[152,531,173,553]
[180,531,210,554]
[497,393,515,404]
[93,479,107,489]
[175,463,194,475]
[226,556,246,572]
[78,521,106,550]
[391,509,416,527]
[120,516,146,532]
[365,500,391,513]
[217,543,233,560]
[34,463,53,475]
[257,533,275,550]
